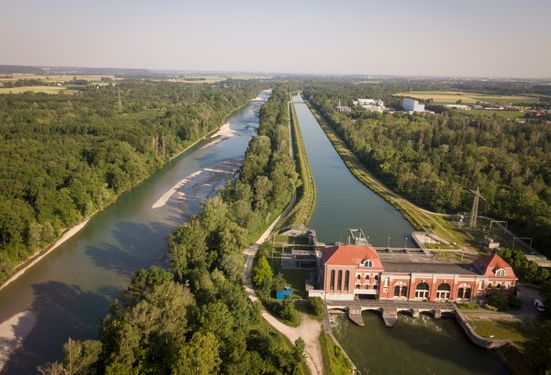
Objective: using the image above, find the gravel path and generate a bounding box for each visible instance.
[243,209,323,375]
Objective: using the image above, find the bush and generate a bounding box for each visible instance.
[308,297,324,318]
[279,296,299,323]
[484,304,498,311]
[487,293,509,311]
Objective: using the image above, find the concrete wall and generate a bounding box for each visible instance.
[454,308,512,349]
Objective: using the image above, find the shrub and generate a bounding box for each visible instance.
[279,296,299,323]
[308,297,324,318]
[487,293,508,311]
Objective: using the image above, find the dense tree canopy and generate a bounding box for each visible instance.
[0,80,259,283]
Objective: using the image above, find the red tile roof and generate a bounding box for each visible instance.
[473,254,516,279]
[323,244,384,269]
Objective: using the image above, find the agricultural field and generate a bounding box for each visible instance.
[0,85,77,94]
[0,73,119,84]
[394,90,537,105]
[456,109,526,119]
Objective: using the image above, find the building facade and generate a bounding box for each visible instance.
[402,97,425,112]
[314,244,517,302]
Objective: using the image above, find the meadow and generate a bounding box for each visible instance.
[394,90,537,105]
[0,86,76,94]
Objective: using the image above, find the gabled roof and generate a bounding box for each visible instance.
[473,254,517,279]
[323,244,384,269]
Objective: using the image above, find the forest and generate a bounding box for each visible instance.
[39,87,308,374]
[0,80,260,284]
[303,83,551,256]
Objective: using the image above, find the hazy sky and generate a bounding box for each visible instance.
[1,0,550,78]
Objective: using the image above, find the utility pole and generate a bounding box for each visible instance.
[469,186,485,229]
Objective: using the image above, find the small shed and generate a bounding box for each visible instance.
[275,287,292,300]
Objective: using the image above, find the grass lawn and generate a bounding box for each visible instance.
[468,318,533,349]
[0,85,77,94]
[394,91,537,105]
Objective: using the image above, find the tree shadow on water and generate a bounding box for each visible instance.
[1,281,112,375]
[85,220,174,278]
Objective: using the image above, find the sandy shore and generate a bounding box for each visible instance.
[0,218,91,294]
[0,310,37,372]
[213,122,236,138]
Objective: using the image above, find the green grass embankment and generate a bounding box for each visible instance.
[305,101,476,253]
[277,99,317,229]
[319,333,354,375]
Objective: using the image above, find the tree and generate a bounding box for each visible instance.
[252,256,273,296]
[173,332,221,375]
[63,339,102,375]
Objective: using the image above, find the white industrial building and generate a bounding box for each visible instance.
[335,100,352,113]
[402,98,425,113]
[353,98,386,112]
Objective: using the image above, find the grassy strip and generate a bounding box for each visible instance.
[319,333,353,375]
[306,101,477,253]
[467,318,532,350]
[278,99,317,228]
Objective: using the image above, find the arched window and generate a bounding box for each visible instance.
[496,284,501,289]
[344,271,350,291]
[458,287,464,298]
[415,282,430,299]
[361,259,373,268]
[495,268,506,277]
[337,270,342,291]
[465,287,472,299]
[356,273,361,280]
[436,283,451,300]
[394,285,401,297]
[394,283,408,298]
[365,274,370,280]
[330,270,335,290]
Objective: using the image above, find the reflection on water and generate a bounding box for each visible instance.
[332,313,508,375]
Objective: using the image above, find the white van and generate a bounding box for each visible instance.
[533,298,545,313]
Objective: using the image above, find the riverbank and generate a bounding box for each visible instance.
[304,99,476,255]
[0,96,259,293]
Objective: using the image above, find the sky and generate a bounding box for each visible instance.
[1,0,550,78]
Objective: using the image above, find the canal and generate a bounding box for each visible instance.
[292,94,508,374]
[0,90,271,374]
[292,95,415,247]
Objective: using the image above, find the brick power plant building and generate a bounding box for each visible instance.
[313,244,517,302]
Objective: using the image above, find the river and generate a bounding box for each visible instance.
[0,90,271,374]
[292,94,508,374]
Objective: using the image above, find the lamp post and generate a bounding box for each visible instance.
[387,236,391,249]
[404,237,408,249]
